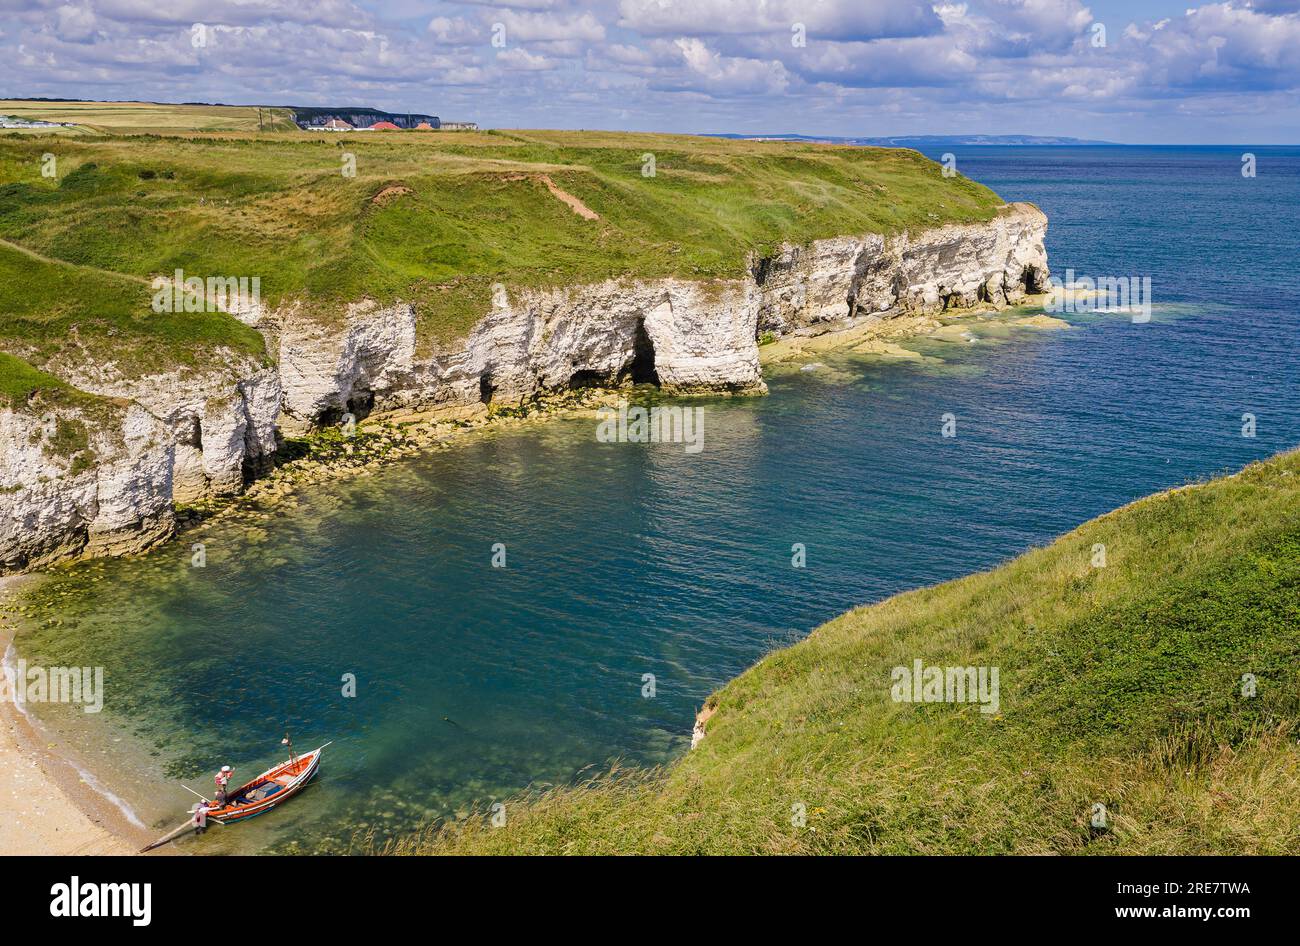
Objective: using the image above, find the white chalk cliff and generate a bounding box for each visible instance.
[1,203,1048,573]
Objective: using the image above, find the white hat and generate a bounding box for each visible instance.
[221,765,232,772]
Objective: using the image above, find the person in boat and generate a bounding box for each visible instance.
[214,765,234,806]
[192,801,210,834]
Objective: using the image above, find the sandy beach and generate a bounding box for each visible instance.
[0,575,139,855]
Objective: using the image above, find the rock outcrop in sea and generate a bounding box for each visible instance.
[1,203,1049,573]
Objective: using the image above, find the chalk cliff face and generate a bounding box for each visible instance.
[0,203,1048,573]
[43,360,283,505]
[0,404,174,571]
[1,356,281,571]
[273,277,767,433]
[754,202,1049,334]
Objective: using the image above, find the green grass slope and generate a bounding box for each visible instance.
[401,450,1300,855]
[0,128,1005,404]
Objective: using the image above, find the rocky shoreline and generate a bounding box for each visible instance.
[174,386,629,538]
[95,295,1068,591]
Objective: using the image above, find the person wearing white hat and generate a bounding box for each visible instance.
[214,765,234,806]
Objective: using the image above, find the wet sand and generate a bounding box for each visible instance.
[0,575,141,855]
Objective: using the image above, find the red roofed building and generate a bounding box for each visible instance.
[367,121,401,130]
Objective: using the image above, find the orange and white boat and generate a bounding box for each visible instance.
[141,738,333,852]
[206,743,330,824]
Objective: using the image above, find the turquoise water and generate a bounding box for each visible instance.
[13,146,1300,853]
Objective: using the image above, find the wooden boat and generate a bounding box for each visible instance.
[207,743,329,823]
[140,740,331,851]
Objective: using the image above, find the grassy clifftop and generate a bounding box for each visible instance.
[0,124,1004,406]
[401,450,1300,855]
[0,100,299,135]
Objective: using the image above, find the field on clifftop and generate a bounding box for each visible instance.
[398,450,1300,855]
[0,99,299,134]
[0,117,1005,409]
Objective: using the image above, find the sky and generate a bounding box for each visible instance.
[1,0,1298,143]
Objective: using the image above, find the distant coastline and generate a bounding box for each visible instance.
[707,133,1116,146]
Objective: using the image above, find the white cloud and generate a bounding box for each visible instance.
[1137,3,1300,91]
[496,45,552,69]
[51,4,99,42]
[618,0,942,40]
[0,0,1296,139]
[666,37,790,94]
[493,9,605,42]
[67,0,369,28]
[426,15,482,44]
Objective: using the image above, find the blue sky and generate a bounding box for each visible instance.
[3,0,1298,143]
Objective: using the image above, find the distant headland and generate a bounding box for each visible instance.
[709,133,1117,146]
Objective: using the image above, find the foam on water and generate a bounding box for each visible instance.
[2,641,146,829]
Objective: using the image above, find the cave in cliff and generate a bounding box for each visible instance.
[347,390,375,420]
[568,368,610,389]
[628,317,659,386]
[1022,263,1046,294]
[315,389,374,429]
